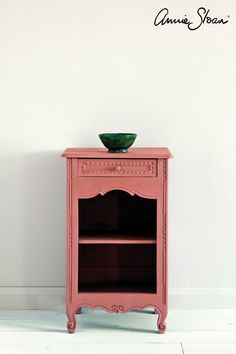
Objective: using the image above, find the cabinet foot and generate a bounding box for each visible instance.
[155,308,167,334]
[67,309,76,333]
[67,320,76,334]
[157,322,166,334]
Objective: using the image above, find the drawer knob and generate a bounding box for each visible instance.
[115,165,121,172]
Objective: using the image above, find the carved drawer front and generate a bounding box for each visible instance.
[78,159,157,177]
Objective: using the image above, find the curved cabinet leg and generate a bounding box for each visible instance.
[154,308,158,314]
[66,309,76,334]
[157,320,166,334]
[155,308,167,334]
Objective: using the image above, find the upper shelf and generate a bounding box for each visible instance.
[61,147,173,159]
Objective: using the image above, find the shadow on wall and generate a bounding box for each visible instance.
[21,151,66,287]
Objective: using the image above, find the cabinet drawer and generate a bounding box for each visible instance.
[78,159,157,177]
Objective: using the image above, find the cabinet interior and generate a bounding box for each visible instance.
[79,190,156,241]
[78,244,156,293]
[78,190,157,293]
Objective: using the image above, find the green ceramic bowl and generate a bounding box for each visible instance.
[99,133,137,153]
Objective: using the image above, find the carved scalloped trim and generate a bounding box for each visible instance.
[75,304,163,314]
[78,187,157,200]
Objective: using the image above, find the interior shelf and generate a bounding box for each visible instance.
[79,282,156,293]
[79,232,156,244]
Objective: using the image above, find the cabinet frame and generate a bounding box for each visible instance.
[63,148,172,334]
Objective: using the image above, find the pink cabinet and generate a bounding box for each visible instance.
[62,147,173,333]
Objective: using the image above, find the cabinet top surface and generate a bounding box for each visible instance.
[62,147,173,159]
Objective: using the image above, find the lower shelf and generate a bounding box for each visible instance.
[79,282,156,293]
[78,244,157,295]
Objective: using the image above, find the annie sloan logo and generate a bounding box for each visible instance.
[154,7,229,31]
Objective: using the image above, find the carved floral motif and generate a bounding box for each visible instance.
[111,305,124,313]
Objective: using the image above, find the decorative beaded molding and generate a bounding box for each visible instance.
[78,159,157,177]
[162,214,166,249]
[163,158,167,179]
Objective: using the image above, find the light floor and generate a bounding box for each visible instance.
[0,309,236,354]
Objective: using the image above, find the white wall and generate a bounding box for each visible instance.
[0,0,236,308]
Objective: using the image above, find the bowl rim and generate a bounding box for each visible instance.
[99,133,137,137]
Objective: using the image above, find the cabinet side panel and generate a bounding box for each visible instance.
[66,158,72,305]
[156,159,168,308]
[162,159,168,308]
[71,159,79,302]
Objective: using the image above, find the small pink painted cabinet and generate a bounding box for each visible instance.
[62,147,173,333]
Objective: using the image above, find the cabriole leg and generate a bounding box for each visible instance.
[155,308,167,334]
[66,308,76,334]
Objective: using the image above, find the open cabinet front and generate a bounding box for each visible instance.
[78,190,157,294]
[63,150,171,333]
